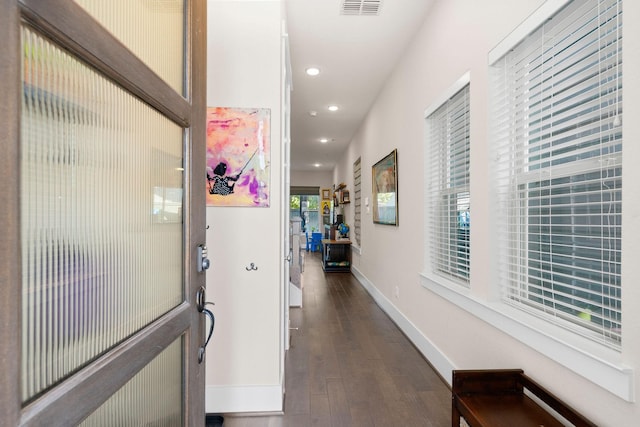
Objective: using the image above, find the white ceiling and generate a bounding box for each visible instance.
[285,0,434,171]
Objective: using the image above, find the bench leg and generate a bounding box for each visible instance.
[452,397,461,427]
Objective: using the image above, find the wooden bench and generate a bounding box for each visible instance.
[452,369,596,427]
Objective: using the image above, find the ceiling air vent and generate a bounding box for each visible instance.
[341,0,382,16]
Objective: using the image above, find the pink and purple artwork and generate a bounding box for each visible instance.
[206,107,270,207]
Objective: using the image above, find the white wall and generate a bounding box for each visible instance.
[204,0,284,413]
[335,0,640,425]
[290,169,332,189]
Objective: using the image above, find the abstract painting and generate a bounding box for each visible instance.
[206,107,270,207]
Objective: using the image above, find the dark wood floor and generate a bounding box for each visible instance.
[222,252,451,427]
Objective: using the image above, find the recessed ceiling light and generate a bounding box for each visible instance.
[314,163,321,168]
[328,105,339,112]
[309,110,318,117]
[320,138,329,143]
[306,67,320,76]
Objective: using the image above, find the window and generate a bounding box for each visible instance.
[353,157,362,246]
[290,187,320,233]
[491,0,622,348]
[425,78,471,285]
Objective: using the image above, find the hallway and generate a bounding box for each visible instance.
[222,252,451,427]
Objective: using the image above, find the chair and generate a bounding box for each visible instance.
[311,232,323,252]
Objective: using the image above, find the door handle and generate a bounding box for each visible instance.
[196,286,215,364]
[198,308,215,363]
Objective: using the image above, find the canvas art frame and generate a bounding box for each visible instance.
[205,107,271,207]
[372,149,398,225]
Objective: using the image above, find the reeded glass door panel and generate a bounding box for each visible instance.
[79,338,183,426]
[74,0,185,94]
[21,26,184,401]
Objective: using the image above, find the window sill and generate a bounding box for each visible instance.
[419,273,634,402]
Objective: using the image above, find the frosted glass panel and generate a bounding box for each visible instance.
[21,26,184,401]
[74,0,184,94]
[80,338,183,426]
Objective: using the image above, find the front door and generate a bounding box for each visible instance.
[0,0,207,425]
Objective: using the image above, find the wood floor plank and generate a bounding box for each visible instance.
[418,390,451,426]
[309,415,332,427]
[326,378,352,425]
[309,393,330,416]
[348,401,374,426]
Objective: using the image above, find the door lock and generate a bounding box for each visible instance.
[197,244,210,272]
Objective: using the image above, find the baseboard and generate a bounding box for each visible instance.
[351,266,456,386]
[205,384,283,413]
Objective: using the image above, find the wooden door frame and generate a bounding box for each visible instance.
[186,0,208,424]
[0,0,207,424]
[0,1,22,425]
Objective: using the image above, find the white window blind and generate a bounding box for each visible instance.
[491,0,622,348]
[426,83,471,285]
[353,157,362,246]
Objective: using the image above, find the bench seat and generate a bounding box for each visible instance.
[452,369,596,427]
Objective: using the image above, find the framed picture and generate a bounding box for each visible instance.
[321,188,331,200]
[321,200,331,215]
[205,107,270,207]
[372,149,398,225]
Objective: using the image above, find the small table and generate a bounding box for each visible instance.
[321,239,351,272]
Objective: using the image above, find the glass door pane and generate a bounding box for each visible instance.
[79,338,183,426]
[21,25,184,402]
[74,0,185,94]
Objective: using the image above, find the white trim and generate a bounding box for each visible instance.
[419,273,635,402]
[423,71,471,118]
[351,266,456,385]
[205,384,284,413]
[289,281,302,307]
[488,0,571,64]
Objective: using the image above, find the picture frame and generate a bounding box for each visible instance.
[321,200,331,215]
[372,149,398,225]
[205,107,271,207]
[321,188,331,200]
